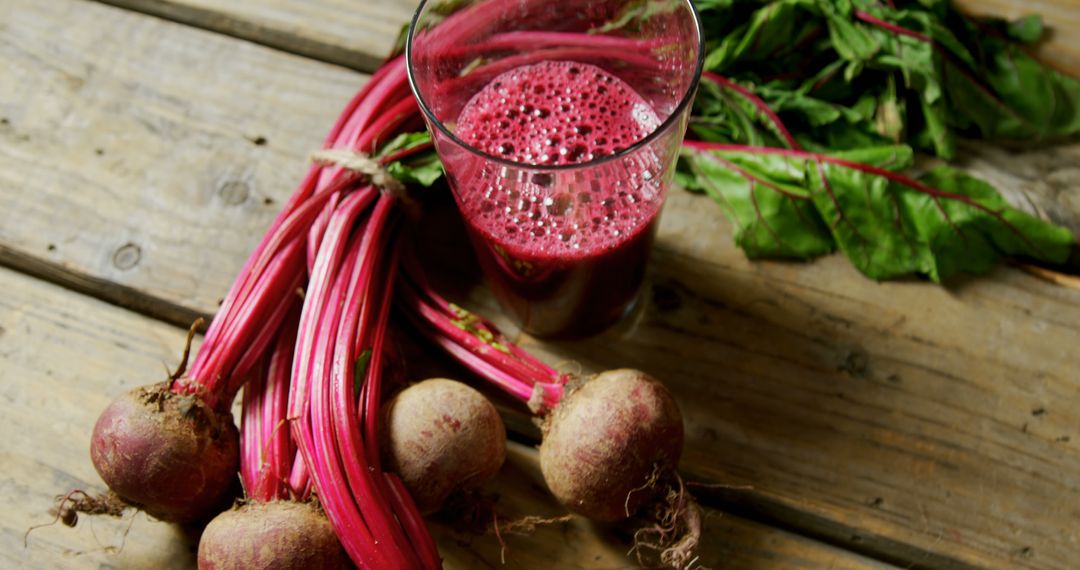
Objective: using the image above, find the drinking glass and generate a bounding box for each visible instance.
[407,0,703,338]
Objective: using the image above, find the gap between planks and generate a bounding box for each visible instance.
[0,244,210,331]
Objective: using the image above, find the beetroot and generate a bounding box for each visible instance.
[539,369,683,521]
[399,267,703,567]
[89,382,239,523]
[197,501,348,569]
[382,378,506,514]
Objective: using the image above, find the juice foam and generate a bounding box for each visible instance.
[450,60,667,336]
[454,61,665,262]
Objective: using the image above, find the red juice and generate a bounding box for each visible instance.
[452,61,666,337]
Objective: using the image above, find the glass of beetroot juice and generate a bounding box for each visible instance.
[407,0,702,338]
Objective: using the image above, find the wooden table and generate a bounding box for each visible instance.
[2,1,1077,568]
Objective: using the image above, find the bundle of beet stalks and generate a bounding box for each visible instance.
[76,55,452,569]
[58,44,701,569]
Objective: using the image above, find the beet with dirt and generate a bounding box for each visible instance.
[198,500,348,570]
[89,382,240,523]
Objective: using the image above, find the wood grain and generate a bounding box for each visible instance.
[438,443,898,570]
[951,140,1080,235]
[0,0,365,323]
[94,0,419,72]
[4,0,1080,327]
[0,266,894,569]
[0,268,204,570]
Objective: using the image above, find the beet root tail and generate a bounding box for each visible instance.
[632,475,703,569]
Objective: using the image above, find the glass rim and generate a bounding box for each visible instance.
[405,0,705,173]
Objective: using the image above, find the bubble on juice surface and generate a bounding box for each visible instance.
[456,61,661,167]
[455,61,667,258]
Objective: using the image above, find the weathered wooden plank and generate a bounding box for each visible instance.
[1,267,204,570]
[438,443,898,570]
[93,0,418,72]
[0,243,209,330]
[0,266,894,569]
[952,140,1080,235]
[953,0,1080,76]
[87,0,1080,77]
[0,0,366,322]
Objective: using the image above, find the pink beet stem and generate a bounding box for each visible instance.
[440,31,666,59]
[702,72,801,150]
[401,252,563,385]
[396,255,566,411]
[223,270,303,403]
[385,472,444,569]
[182,56,421,412]
[291,196,389,568]
[361,226,400,470]
[325,195,421,566]
[240,358,266,498]
[306,95,421,268]
[240,305,299,502]
[288,186,435,568]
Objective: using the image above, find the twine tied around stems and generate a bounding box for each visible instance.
[310,149,406,198]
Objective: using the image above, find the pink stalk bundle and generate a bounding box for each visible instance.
[197,310,350,569]
[286,187,438,569]
[397,251,568,412]
[239,307,301,504]
[80,51,450,569]
[273,55,440,569]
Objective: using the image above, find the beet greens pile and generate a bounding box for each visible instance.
[678,0,1079,280]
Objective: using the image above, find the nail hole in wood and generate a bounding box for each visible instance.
[112,243,142,270]
[219,180,251,206]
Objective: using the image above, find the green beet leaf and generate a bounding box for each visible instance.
[945,14,1080,140]
[678,144,913,260]
[692,77,794,148]
[683,145,1073,281]
[353,350,373,401]
[703,0,823,74]
[377,131,445,188]
[376,131,434,157]
[847,3,1080,143]
[386,153,444,188]
[680,146,835,259]
[755,82,899,152]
